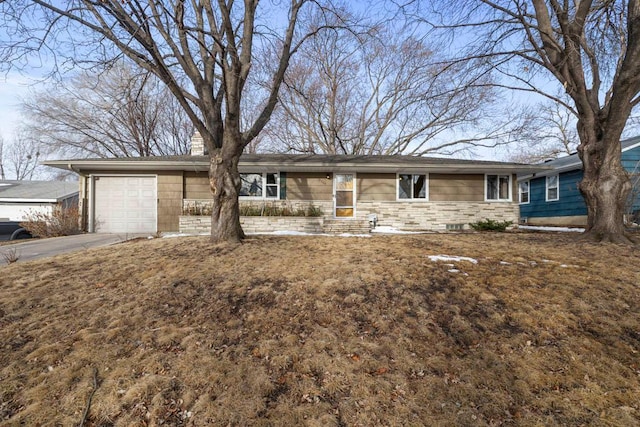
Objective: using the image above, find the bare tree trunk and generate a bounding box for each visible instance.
[208,133,245,244]
[578,128,634,243]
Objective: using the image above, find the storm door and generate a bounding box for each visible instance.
[334,173,355,218]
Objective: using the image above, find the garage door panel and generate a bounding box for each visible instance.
[94,176,157,233]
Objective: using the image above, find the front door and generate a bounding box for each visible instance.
[334,173,355,218]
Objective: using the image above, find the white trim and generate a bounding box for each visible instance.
[622,140,640,152]
[518,180,530,204]
[43,158,548,175]
[484,173,513,202]
[90,174,158,233]
[519,139,640,181]
[546,174,560,202]
[396,172,429,201]
[333,172,356,218]
[0,198,59,203]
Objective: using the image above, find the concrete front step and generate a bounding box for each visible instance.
[322,219,371,234]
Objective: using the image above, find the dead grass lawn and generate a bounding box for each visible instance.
[1,232,639,426]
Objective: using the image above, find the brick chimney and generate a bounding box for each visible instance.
[190,130,206,156]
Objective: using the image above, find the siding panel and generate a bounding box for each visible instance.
[429,174,484,202]
[357,173,395,201]
[286,172,332,201]
[157,171,184,232]
[520,169,587,218]
[184,171,211,199]
[622,146,640,213]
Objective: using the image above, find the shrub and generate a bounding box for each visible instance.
[469,218,513,232]
[305,204,324,217]
[187,201,323,217]
[183,202,213,216]
[20,206,81,238]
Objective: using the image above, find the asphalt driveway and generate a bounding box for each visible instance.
[0,233,146,264]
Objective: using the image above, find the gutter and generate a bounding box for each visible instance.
[0,198,60,203]
[43,159,550,175]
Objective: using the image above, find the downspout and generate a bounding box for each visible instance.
[66,163,89,232]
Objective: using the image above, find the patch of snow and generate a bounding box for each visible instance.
[259,230,319,236]
[499,261,511,265]
[448,269,460,273]
[163,230,370,238]
[251,230,371,237]
[162,232,209,238]
[519,225,585,233]
[371,226,426,234]
[428,255,478,264]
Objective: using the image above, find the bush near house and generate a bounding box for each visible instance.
[469,218,513,232]
[19,206,81,238]
[183,201,323,217]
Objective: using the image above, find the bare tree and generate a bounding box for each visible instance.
[0,136,5,180]
[423,0,640,243]
[1,1,344,243]
[508,100,578,163]
[2,132,44,180]
[21,62,193,158]
[268,18,531,155]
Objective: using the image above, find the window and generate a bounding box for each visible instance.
[240,173,279,199]
[486,174,511,201]
[265,173,278,198]
[398,174,427,200]
[519,180,530,204]
[546,174,559,201]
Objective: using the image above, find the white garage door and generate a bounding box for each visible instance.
[94,176,157,233]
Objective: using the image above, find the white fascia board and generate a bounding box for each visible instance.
[43,159,549,175]
[42,160,209,172]
[622,140,640,152]
[518,139,640,181]
[240,162,549,175]
[0,198,58,203]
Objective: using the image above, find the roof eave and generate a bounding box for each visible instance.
[0,198,60,203]
[43,159,550,175]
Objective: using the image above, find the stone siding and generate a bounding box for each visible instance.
[179,215,324,234]
[356,201,519,231]
[181,199,519,232]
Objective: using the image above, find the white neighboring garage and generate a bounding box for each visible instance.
[0,180,79,221]
[92,175,157,233]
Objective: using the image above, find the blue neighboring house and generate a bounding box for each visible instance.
[517,135,640,227]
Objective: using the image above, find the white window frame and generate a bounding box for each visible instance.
[396,173,429,201]
[546,174,559,202]
[485,174,512,202]
[239,172,280,200]
[518,180,530,204]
